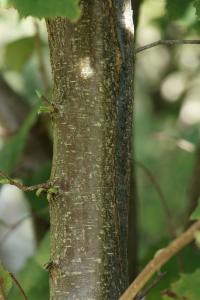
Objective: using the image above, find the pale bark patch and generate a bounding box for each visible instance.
[80,57,94,79]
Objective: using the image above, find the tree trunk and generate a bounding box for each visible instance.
[46,1,134,298]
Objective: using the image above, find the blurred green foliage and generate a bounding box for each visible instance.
[4,37,35,72]
[0,104,40,174]
[1,0,81,20]
[7,231,49,299]
[0,262,12,296]
[0,0,199,299]
[190,199,200,220]
[162,269,200,300]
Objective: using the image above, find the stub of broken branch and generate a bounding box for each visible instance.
[119,220,200,300]
[135,39,200,54]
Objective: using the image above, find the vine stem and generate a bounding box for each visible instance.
[119,220,200,300]
[0,170,49,192]
[135,39,200,54]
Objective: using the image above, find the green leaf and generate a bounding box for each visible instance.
[166,0,192,20]
[5,0,81,20]
[4,37,35,72]
[36,187,46,197]
[38,105,54,114]
[140,239,200,300]
[0,178,10,184]
[0,262,12,296]
[190,199,200,220]
[194,0,200,18]
[162,269,200,300]
[0,103,39,175]
[194,231,200,247]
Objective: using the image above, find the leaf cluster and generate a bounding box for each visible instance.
[0,0,81,20]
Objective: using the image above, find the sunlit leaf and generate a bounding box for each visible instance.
[162,269,200,300]
[190,199,200,220]
[0,178,10,184]
[194,231,200,248]
[38,105,54,114]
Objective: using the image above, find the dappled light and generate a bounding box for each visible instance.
[123,0,134,35]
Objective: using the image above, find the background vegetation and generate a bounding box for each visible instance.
[0,0,200,299]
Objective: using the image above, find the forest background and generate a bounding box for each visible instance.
[0,0,200,299]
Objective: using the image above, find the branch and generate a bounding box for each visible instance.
[0,170,50,192]
[119,220,200,300]
[135,39,200,54]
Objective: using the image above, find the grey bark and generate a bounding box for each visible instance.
[128,0,141,283]
[46,1,134,299]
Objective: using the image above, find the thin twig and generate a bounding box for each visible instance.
[136,161,176,238]
[119,220,200,300]
[136,161,184,272]
[135,39,200,54]
[0,170,50,192]
[9,272,28,300]
[135,271,167,300]
[185,147,200,225]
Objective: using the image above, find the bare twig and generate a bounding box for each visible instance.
[136,161,176,238]
[0,170,50,192]
[135,39,200,54]
[135,271,167,300]
[9,272,28,300]
[136,161,184,271]
[185,147,200,225]
[119,220,200,300]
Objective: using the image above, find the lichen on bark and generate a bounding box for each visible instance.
[46,0,134,299]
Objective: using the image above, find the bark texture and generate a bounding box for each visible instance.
[46,1,134,299]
